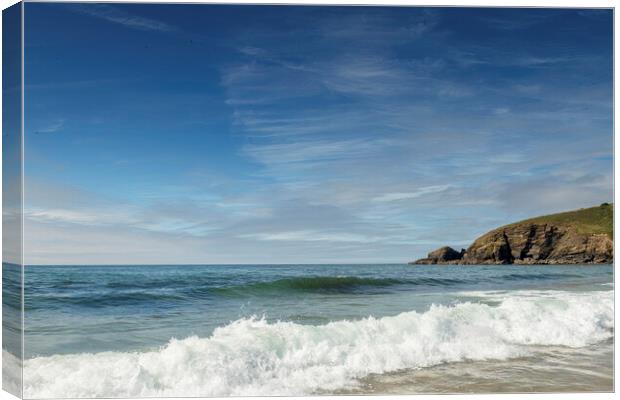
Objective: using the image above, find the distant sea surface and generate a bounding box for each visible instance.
[5,263,614,397]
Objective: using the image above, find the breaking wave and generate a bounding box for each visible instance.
[21,289,613,398]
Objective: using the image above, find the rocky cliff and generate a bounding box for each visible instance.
[411,204,613,265]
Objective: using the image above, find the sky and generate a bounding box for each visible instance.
[22,4,613,265]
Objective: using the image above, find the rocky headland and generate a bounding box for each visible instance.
[412,204,613,265]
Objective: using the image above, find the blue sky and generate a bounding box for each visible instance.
[23,4,613,264]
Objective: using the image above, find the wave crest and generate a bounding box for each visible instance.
[213,275,465,296]
[23,289,613,398]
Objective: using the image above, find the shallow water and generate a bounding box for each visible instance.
[6,263,614,397]
[343,339,613,394]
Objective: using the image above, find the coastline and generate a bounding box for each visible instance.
[412,205,613,265]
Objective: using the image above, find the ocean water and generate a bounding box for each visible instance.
[4,263,614,397]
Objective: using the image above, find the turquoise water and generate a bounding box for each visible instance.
[9,264,615,397]
[23,263,611,357]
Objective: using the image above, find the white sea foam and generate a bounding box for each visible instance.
[3,350,22,396]
[21,289,613,398]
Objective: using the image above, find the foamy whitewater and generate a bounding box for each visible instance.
[3,264,614,397]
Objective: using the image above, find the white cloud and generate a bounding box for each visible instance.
[72,4,175,32]
[35,119,65,134]
[372,185,452,203]
[242,137,396,167]
[241,230,381,244]
[514,56,572,67]
[25,208,110,225]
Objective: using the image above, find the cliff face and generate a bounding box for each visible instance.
[411,205,613,265]
[461,223,613,264]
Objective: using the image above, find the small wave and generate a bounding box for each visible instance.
[211,276,466,296]
[29,275,454,309]
[501,273,582,281]
[104,278,210,290]
[26,292,186,310]
[22,289,613,398]
[215,276,403,295]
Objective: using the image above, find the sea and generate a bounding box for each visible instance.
[2,263,614,397]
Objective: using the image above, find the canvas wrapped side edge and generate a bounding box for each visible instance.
[2,2,24,398]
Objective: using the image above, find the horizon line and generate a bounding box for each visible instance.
[6,262,414,267]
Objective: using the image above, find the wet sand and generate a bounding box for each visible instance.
[339,339,613,394]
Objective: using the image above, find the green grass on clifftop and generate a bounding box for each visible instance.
[507,203,613,239]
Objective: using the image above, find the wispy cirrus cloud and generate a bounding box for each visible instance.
[512,56,574,67]
[34,119,65,134]
[242,137,397,167]
[71,4,176,32]
[240,230,382,244]
[477,10,554,31]
[313,8,440,43]
[372,186,453,203]
[214,7,611,263]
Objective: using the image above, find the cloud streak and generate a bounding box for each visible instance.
[71,4,176,32]
[34,119,65,134]
[372,186,453,203]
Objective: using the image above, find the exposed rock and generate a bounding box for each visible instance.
[460,223,613,264]
[410,205,613,265]
[412,246,465,265]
